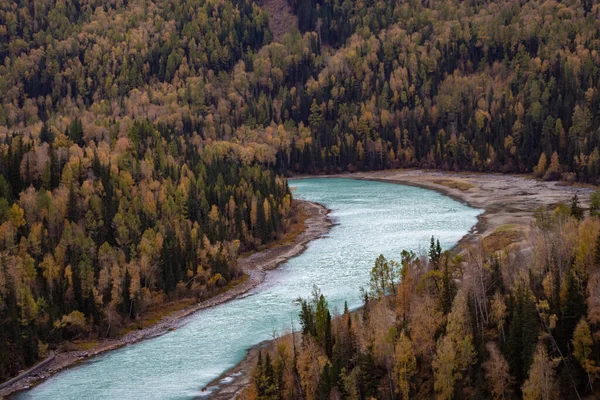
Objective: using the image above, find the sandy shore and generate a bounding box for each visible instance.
[204,169,595,399]
[0,200,332,399]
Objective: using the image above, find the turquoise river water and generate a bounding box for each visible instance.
[15,178,481,400]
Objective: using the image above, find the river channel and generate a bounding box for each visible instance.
[15,178,481,400]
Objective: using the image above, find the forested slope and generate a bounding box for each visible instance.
[3,0,600,385]
[0,0,286,380]
[4,0,600,179]
[248,199,600,399]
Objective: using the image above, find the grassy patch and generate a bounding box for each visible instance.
[71,340,100,351]
[120,298,197,334]
[120,275,251,335]
[492,224,519,233]
[432,179,475,191]
[215,274,249,296]
[482,224,524,253]
[240,203,310,257]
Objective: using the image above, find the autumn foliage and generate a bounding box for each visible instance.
[4,0,600,388]
[0,121,294,381]
[249,197,600,399]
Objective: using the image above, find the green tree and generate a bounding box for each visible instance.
[68,118,84,145]
[560,269,587,343]
[299,298,316,337]
[308,99,323,135]
[67,182,79,223]
[369,254,398,298]
[40,123,54,144]
[315,294,332,357]
[590,191,600,217]
[253,351,278,400]
[570,194,584,221]
[317,363,332,400]
[507,284,539,384]
[429,236,442,268]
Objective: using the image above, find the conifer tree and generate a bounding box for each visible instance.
[570,194,584,221]
[590,191,600,218]
[560,269,587,343]
[507,284,539,385]
[67,182,79,223]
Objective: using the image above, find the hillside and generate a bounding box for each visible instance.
[3,0,600,180]
[243,174,600,400]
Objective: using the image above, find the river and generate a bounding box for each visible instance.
[15,178,481,400]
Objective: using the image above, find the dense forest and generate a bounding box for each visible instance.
[248,196,600,399]
[0,120,295,380]
[4,0,600,180]
[0,0,287,382]
[3,0,600,387]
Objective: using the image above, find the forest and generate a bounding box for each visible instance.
[0,0,288,382]
[0,119,294,380]
[3,0,600,389]
[3,0,600,179]
[248,196,600,399]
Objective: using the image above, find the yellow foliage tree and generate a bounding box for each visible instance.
[394,331,416,400]
[522,344,558,400]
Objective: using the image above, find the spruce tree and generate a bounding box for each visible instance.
[67,182,79,222]
[40,123,54,144]
[429,236,442,268]
[570,194,584,221]
[68,118,84,146]
[560,269,587,344]
[507,284,539,386]
[315,294,332,356]
[299,298,316,337]
[317,364,332,400]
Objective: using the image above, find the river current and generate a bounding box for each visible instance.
[15,178,481,399]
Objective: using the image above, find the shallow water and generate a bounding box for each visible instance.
[15,178,481,400]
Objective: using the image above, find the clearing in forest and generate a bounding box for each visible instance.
[259,0,297,42]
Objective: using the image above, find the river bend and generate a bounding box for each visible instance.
[15,178,481,400]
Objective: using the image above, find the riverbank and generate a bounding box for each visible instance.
[0,200,332,399]
[346,170,592,254]
[204,170,594,399]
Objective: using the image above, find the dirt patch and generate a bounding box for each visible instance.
[259,0,297,42]
[432,178,475,192]
[0,200,332,399]
[482,225,524,253]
